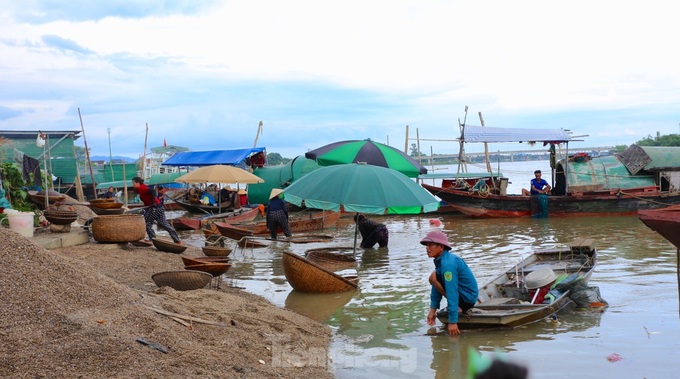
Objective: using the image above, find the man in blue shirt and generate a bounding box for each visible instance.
[423,230,478,336]
[522,170,551,196]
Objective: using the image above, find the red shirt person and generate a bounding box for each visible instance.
[132,177,181,243]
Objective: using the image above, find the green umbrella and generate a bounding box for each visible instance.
[282,164,439,252]
[305,139,427,178]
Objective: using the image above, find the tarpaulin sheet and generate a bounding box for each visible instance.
[162,147,266,167]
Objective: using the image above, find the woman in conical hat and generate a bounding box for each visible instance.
[266,188,291,239]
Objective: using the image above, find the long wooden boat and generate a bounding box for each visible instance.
[424,183,680,218]
[172,207,260,231]
[282,251,359,293]
[208,210,341,238]
[638,205,680,249]
[173,197,240,214]
[437,239,597,329]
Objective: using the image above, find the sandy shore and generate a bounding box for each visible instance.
[0,223,334,379]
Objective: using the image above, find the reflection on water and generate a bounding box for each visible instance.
[180,213,680,379]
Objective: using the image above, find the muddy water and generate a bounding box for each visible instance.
[181,212,680,379]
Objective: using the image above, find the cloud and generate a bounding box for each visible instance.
[9,0,221,23]
[0,1,678,161]
[42,34,93,55]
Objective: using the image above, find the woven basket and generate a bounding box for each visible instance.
[185,263,232,277]
[43,210,78,225]
[152,271,212,291]
[89,198,115,204]
[306,247,357,271]
[151,238,188,254]
[182,256,230,266]
[201,246,233,257]
[90,201,124,210]
[91,214,146,243]
[91,207,126,215]
[282,251,359,293]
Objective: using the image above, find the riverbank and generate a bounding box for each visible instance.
[0,225,334,378]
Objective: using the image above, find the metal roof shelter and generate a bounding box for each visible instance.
[0,130,82,184]
[462,126,573,143]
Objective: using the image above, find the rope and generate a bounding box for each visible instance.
[616,190,676,206]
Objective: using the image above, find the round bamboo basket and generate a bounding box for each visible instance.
[282,251,359,293]
[152,271,212,291]
[151,238,188,254]
[43,210,78,225]
[91,214,146,243]
[185,263,232,277]
[305,247,357,271]
[201,245,233,257]
[90,201,124,210]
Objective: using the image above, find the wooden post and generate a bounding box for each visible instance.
[404,125,409,154]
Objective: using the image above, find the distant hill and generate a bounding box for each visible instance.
[90,155,137,163]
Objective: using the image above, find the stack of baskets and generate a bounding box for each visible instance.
[43,210,78,225]
[89,198,125,215]
[91,214,146,243]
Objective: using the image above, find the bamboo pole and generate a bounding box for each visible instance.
[77,108,97,199]
[142,123,149,180]
[71,142,85,202]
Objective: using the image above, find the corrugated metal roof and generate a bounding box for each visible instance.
[463,126,572,143]
[638,146,680,171]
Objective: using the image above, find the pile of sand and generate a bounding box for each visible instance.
[0,227,333,378]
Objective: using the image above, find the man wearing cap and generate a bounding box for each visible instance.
[521,170,551,196]
[266,188,292,239]
[422,230,478,336]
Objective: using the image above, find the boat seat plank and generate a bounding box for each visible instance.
[479,297,521,306]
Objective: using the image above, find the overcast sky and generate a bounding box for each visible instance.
[1,1,678,160]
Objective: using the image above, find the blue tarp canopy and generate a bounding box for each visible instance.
[463,126,573,143]
[162,147,266,167]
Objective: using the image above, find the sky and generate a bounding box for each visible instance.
[1,1,679,161]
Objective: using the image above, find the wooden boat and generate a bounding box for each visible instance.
[282,251,359,293]
[437,239,597,329]
[181,256,231,266]
[172,207,260,231]
[28,190,66,209]
[211,210,341,238]
[424,183,680,218]
[638,205,680,249]
[214,222,254,240]
[421,125,680,218]
[173,197,239,215]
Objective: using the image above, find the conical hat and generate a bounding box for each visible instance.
[269,188,284,199]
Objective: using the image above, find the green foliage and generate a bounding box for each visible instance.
[409,143,422,157]
[614,145,628,152]
[1,162,35,211]
[636,133,680,147]
[266,152,291,166]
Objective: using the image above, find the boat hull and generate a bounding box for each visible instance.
[437,240,597,329]
[172,207,260,231]
[638,206,680,249]
[423,183,680,218]
[210,210,341,238]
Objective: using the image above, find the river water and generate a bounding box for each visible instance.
[179,160,680,379]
